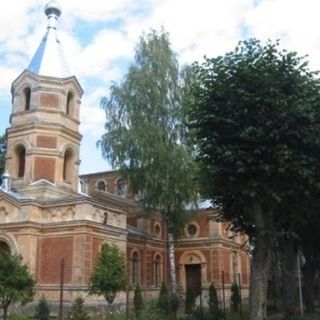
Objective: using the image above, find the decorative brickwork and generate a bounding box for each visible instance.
[34,157,56,182]
[36,135,57,148]
[40,92,59,108]
[38,237,73,284]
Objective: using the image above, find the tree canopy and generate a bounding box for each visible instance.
[186,38,320,320]
[0,249,35,320]
[89,243,126,304]
[98,30,198,294]
[98,30,197,236]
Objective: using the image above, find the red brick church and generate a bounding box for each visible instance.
[0,0,250,305]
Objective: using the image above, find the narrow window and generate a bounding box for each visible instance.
[16,145,26,178]
[131,251,139,285]
[117,179,126,197]
[66,92,74,115]
[63,148,73,182]
[24,87,31,111]
[155,255,161,286]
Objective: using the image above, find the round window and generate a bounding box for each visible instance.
[187,224,197,236]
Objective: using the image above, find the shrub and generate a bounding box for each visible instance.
[34,296,50,320]
[67,297,89,320]
[208,283,223,320]
[157,282,169,315]
[133,284,144,318]
[230,283,240,312]
[185,287,195,314]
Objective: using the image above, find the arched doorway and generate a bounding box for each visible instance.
[0,241,11,254]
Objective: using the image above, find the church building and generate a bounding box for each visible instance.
[0,1,250,305]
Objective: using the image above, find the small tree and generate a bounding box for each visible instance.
[230,283,240,312]
[67,297,89,320]
[157,282,169,315]
[89,243,126,305]
[133,284,144,318]
[0,249,35,320]
[185,287,195,314]
[208,283,222,319]
[34,296,50,320]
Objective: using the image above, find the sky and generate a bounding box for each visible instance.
[1,0,320,174]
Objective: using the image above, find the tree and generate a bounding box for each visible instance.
[34,296,50,320]
[0,249,35,320]
[98,29,197,294]
[133,284,144,318]
[157,282,169,315]
[186,39,320,320]
[230,283,240,312]
[89,243,126,305]
[67,297,89,320]
[0,133,7,181]
[208,283,222,319]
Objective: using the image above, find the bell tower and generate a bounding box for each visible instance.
[5,1,83,193]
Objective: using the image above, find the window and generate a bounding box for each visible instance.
[187,223,197,236]
[23,87,31,111]
[97,181,106,192]
[131,251,139,285]
[15,145,26,178]
[154,255,161,286]
[63,148,73,182]
[66,92,74,115]
[116,179,126,197]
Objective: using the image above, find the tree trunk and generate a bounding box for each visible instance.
[3,305,8,320]
[249,201,272,320]
[281,237,298,317]
[168,232,177,293]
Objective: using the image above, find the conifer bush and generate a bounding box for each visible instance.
[67,297,89,320]
[34,296,50,320]
[230,283,241,312]
[133,284,144,318]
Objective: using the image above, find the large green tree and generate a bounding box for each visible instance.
[98,30,197,293]
[0,249,35,320]
[186,39,320,320]
[89,243,126,305]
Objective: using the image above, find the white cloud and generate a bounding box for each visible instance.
[80,87,108,136]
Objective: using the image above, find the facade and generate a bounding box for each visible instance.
[0,1,250,306]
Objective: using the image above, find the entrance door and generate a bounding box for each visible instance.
[185,264,202,296]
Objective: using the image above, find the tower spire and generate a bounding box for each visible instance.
[28,0,71,78]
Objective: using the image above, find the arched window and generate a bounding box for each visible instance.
[97,181,106,192]
[116,179,126,197]
[63,148,73,182]
[131,251,139,285]
[23,87,31,111]
[154,255,161,286]
[15,145,26,178]
[66,92,74,116]
[0,241,10,255]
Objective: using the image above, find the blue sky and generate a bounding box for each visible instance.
[1,0,320,174]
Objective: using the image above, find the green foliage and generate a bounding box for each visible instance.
[34,296,50,320]
[209,283,222,319]
[230,283,240,312]
[133,284,144,318]
[89,244,126,305]
[7,315,31,320]
[186,38,320,235]
[185,287,195,314]
[0,249,35,320]
[98,29,198,239]
[67,297,89,320]
[157,282,169,315]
